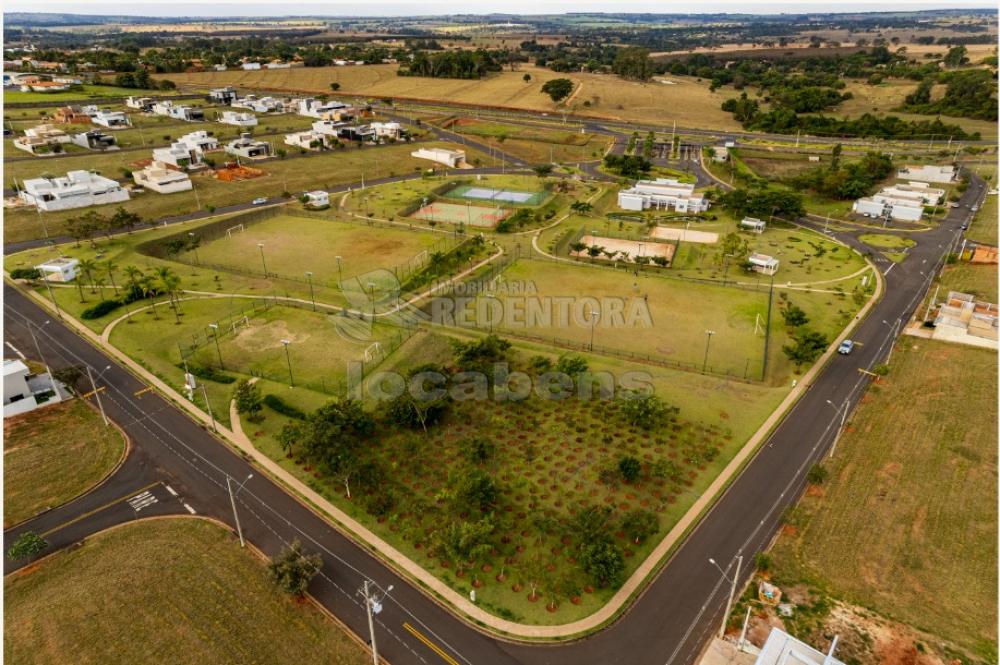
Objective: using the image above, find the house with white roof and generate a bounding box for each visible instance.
[753,628,845,665]
[132,161,193,194]
[13,124,72,155]
[617,178,710,213]
[297,97,351,119]
[219,110,258,127]
[125,96,155,112]
[3,359,65,419]
[303,191,330,208]
[207,87,238,104]
[71,129,118,151]
[35,257,79,281]
[225,133,271,160]
[152,101,205,122]
[853,193,924,222]
[880,181,945,205]
[232,94,283,113]
[411,147,467,168]
[285,130,327,151]
[241,62,261,70]
[19,170,130,211]
[897,164,956,183]
[748,252,780,275]
[371,121,405,141]
[740,217,766,233]
[91,109,131,129]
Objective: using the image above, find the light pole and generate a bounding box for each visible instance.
[42,277,63,320]
[257,243,268,276]
[709,555,743,639]
[588,308,600,351]
[367,281,377,320]
[702,330,716,373]
[200,383,217,432]
[305,271,316,311]
[26,319,52,378]
[484,293,499,332]
[226,473,253,547]
[281,339,294,387]
[86,364,112,426]
[359,580,394,665]
[188,232,200,264]
[208,323,224,369]
[335,255,343,284]
[881,318,901,364]
[825,398,850,458]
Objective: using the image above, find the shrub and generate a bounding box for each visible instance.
[10,268,41,280]
[7,531,47,560]
[263,393,307,419]
[179,363,236,384]
[80,299,122,319]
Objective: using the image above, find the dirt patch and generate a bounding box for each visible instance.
[232,319,310,353]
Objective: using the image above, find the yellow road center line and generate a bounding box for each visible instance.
[40,481,162,537]
[81,386,106,398]
[402,622,460,665]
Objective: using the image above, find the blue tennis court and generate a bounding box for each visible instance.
[447,184,548,205]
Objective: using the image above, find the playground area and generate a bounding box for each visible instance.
[445,183,549,206]
[571,234,676,265]
[409,201,510,228]
[650,227,719,244]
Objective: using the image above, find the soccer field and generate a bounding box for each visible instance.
[409,201,510,227]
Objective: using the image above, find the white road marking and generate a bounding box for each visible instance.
[184,503,197,514]
[127,491,158,512]
[165,485,178,497]
[884,262,896,275]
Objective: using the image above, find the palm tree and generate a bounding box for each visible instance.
[155,266,182,323]
[93,276,107,297]
[122,265,142,301]
[139,275,159,320]
[77,258,98,294]
[102,260,119,295]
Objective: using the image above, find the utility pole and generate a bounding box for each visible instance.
[281,339,294,387]
[257,243,268,276]
[882,318,901,364]
[86,365,109,426]
[27,320,52,377]
[208,323,224,369]
[226,473,253,547]
[826,398,850,458]
[709,555,743,639]
[588,308,600,351]
[359,580,394,665]
[305,271,316,311]
[702,330,716,373]
[200,383,217,432]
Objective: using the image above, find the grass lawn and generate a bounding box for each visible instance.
[4,518,369,665]
[733,149,825,180]
[967,193,998,247]
[858,233,917,262]
[434,117,609,165]
[3,399,126,527]
[938,262,998,303]
[3,85,181,104]
[4,140,483,244]
[769,339,998,662]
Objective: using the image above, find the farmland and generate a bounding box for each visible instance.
[4,519,369,665]
[769,339,998,662]
[3,399,126,527]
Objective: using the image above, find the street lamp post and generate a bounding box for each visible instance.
[200,383,217,432]
[484,293,499,333]
[226,473,253,547]
[208,323,224,369]
[335,255,343,285]
[881,318,901,364]
[305,271,316,311]
[281,339,294,387]
[42,277,63,320]
[26,320,52,378]
[86,364,111,426]
[825,398,850,458]
[188,232,200,264]
[257,243,268,276]
[359,580,394,665]
[367,281,377,320]
[709,555,743,639]
[702,330,716,373]
[588,308,600,351]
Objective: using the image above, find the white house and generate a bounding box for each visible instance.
[311,120,345,138]
[91,109,131,129]
[897,164,956,183]
[853,193,924,222]
[153,142,203,168]
[264,61,292,69]
[19,170,130,211]
[13,124,72,154]
[753,628,845,665]
[212,64,228,72]
[740,217,766,233]
[3,359,64,419]
[176,130,220,154]
[225,133,271,160]
[232,95,283,113]
[617,178,710,213]
[208,86,237,104]
[371,121,404,141]
[125,96,154,111]
[219,110,258,127]
[303,190,330,208]
[35,256,79,281]
[132,161,194,194]
[297,97,352,119]
[411,147,467,168]
[285,130,326,151]
[153,101,205,122]
[880,181,945,205]
[241,62,262,70]
[71,129,118,151]
[748,252,780,275]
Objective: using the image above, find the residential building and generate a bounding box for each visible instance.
[285,130,327,151]
[303,191,330,208]
[91,109,131,129]
[132,161,194,194]
[931,291,999,349]
[264,61,292,69]
[617,178,710,213]
[740,217,767,233]
[232,94,283,113]
[3,359,65,419]
[241,62,262,70]
[748,252,780,275]
[207,86,238,104]
[13,124,72,155]
[311,119,346,139]
[212,64,228,72]
[71,129,118,151]
[125,96,155,111]
[152,101,205,122]
[753,628,844,665]
[880,181,945,205]
[371,121,405,141]
[153,141,206,169]
[225,133,271,160]
[19,170,129,211]
[297,97,352,119]
[338,125,375,142]
[219,110,258,127]
[52,105,93,124]
[176,130,220,154]
[411,147,467,168]
[20,80,70,93]
[897,164,956,183]
[35,257,79,281]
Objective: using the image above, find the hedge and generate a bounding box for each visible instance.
[263,393,307,420]
[80,300,122,319]
[178,363,237,384]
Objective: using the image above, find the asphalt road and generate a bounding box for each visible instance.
[2,155,985,663]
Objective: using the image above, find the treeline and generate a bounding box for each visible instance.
[398,49,503,79]
[898,68,997,121]
[788,149,895,200]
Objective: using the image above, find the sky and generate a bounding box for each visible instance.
[4,0,997,17]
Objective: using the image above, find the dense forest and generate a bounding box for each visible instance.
[397,49,503,79]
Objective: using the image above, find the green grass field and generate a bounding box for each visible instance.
[3,399,126,527]
[3,85,181,104]
[770,340,998,662]
[4,518,369,665]
[938,262,997,303]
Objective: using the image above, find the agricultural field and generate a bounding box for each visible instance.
[155,64,745,131]
[4,518,369,665]
[769,339,998,663]
[3,399,126,527]
[4,140,482,244]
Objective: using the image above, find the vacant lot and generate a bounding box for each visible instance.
[4,519,368,665]
[3,85,180,104]
[938,262,997,303]
[770,340,998,661]
[156,64,744,130]
[3,399,125,527]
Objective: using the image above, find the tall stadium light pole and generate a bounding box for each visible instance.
[281,339,294,387]
[208,323,224,369]
[702,330,716,373]
[588,308,600,351]
[709,555,743,640]
[257,243,268,276]
[825,398,850,458]
[305,271,316,311]
[227,473,253,547]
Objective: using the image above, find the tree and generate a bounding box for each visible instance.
[7,531,47,560]
[268,539,322,596]
[943,45,968,68]
[541,78,574,102]
[618,456,642,483]
[301,399,375,481]
[612,47,654,81]
[277,422,303,457]
[782,329,829,369]
[102,260,120,295]
[451,334,511,374]
[569,505,614,542]
[532,164,554,177]
[579,539,625,587]
[76,258,98,294]
[621,509,659,544]
[110,206,141,234]
[569,201,593,215]
[555,354,588,376]
[586,245,604,260]
[437,517,494,574]
[619,391,675,430]
[330,82,341,91]
[459,437,496,465]
[523,73,531,82]
[234,380,263,421]
[454,469,499,512]
[720,232,750,263]
[781,302,809,328]
[720,92,760,123]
